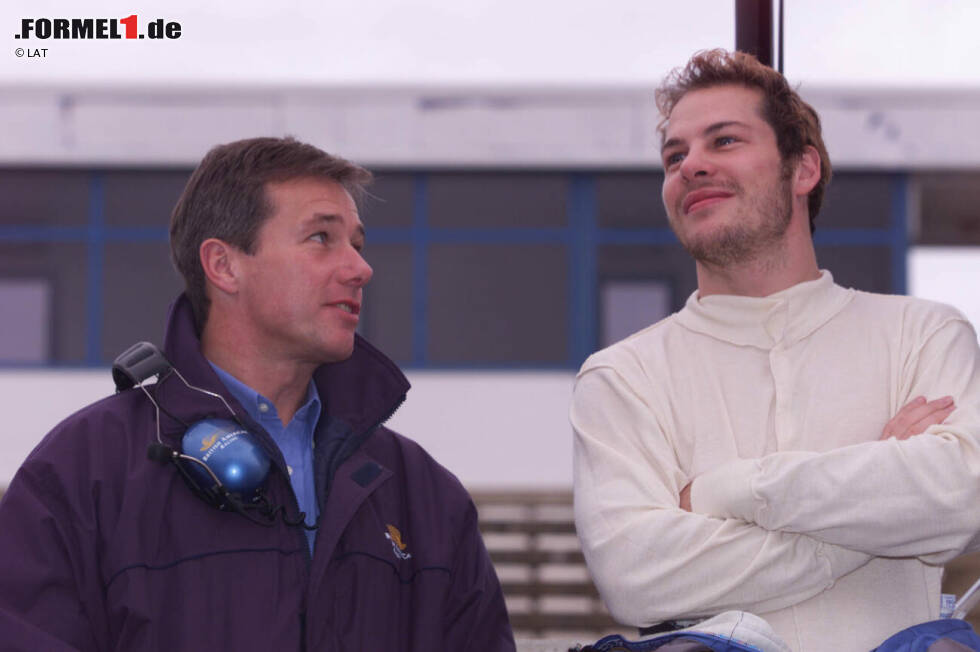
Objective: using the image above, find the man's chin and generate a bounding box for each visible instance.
[305,338,357,366]
[682,229,758,267]
[325,340,357,363]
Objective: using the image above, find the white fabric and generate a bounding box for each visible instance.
[676,611,792,652]
[571,271,980,652]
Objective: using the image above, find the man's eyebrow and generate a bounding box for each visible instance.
[304,213,366,239]
[704,120,748,135]
[661,120,750,152]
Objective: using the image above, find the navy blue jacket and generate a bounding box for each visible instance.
[0,295,515,651]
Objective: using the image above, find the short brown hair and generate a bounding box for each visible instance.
[169,137,372,329]
[656,49,831,233]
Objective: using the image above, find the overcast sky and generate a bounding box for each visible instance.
[2,0,978,88]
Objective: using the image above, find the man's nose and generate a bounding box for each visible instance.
[344,249,373,287]
[679,146,713,181]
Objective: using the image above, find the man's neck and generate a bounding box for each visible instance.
[200,315,316,426]
[695,216,821,299]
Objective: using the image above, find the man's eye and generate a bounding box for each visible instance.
[309,232,329,244]
[664,152,685,167]
[716,135,737,146]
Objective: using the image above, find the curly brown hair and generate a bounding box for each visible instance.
[656,49,831,233]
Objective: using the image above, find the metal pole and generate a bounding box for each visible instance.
[735,0,774,67]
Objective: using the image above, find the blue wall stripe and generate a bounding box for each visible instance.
[0,226,169,242]
[0,224,903,248]
[103,226,170,242]
[568,174,597,367]
[411,174,429,366]
[889,174,909,294]
[427,227,569,245]
[86,174,106,365]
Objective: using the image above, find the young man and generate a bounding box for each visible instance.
[0,137,515,651]
[571,50,980,651]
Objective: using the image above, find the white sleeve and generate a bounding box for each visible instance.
[691,316,980,563]
[571,363,871,626]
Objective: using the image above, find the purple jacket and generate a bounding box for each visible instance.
[0,296,515,651]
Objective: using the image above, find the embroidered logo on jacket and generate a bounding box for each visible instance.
[385,524,412,560]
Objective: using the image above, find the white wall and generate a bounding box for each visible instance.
[5,86,980,168]
[0,370,577,491]
[909,247,980,332]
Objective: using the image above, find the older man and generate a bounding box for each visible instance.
[0,137,515,651]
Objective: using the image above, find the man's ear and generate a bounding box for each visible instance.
[793,145,821,197]
[199,238,240,297]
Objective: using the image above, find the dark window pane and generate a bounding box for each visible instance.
[103,242,184,361]
[427,173,567,228]
[104,170,191,227]
[816,245,892,293]
[0,171,90,226]
[819,173,894,229]
[0,242,88,362]
[360,243,413,364]
[916,172,980,246]
[363,172,415,228]
[601,280,672,348]
[596,172,670,228]
[0,279,51,362]
[428,244,567,364]
[598,244,698,316]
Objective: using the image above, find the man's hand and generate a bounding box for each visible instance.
[679,482,692,511]
[879,395,955,440]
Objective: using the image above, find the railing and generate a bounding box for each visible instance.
[471,490,620,638]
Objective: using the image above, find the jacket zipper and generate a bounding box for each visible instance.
[301,393,405,651]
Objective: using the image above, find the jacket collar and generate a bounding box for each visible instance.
[155,294,409,441]
[674,270,854,349]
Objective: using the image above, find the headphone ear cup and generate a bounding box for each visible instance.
[181,418,271,503]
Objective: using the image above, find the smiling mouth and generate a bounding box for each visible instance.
[682,188,735,215]
[685,196,729,214]
[330,301,360,315]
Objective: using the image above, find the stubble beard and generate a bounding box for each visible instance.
[672,175,794,269]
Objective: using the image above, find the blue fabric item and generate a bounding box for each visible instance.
[209,361,321,552]
[870,619,980,652]
[587,632,767,651]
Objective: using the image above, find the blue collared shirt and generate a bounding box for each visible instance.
[208,362,321,553]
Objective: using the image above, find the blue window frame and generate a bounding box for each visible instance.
[0,169,909,369]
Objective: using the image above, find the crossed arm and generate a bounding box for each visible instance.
[678,395,956,511]
[573,314,980,624]
[571,365,874,624]
[683,318,980,562]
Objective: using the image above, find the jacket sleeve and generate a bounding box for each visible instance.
[690,315,980,562]
[443,499,516,652]
[571,363,872,627]
[0,462,105,652]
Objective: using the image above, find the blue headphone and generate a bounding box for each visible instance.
[113,341,314,529]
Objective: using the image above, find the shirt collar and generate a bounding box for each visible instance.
[674,270,855,349]
[207,361,321,426]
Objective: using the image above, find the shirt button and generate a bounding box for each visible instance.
[258,403,269,413]
[287,465,294,475]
